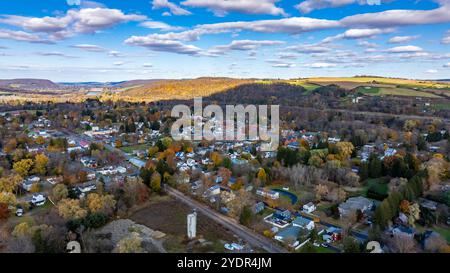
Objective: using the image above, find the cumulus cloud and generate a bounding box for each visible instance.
[152,0,192,16]
[322,28,394,42]
[36,51,77,58]
[304,62,337,68]
[140,21,184,31]
[388,35,420,44]
[71,44,106,52]
[340,3,450,28]
[208,39,284,55]
[296,0,390,14]
[442,30,450,44]
[0,8,146,41]
[277,52,299,60]
[387,45,423,53]
[272,63,296,68]
[108,50,123,57]
[286,43,330,53]
[0,28,52,43]
[124,36,204,56]
[266,59,296,68]
[181,0,286,16]
[357,40,378,48]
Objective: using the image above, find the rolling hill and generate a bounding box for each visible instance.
[117,77,255,101]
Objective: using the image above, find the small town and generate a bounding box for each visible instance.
[0,96,448,254]
[0,0,449,265]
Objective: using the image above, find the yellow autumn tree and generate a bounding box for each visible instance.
[257,168,267,183]
[0,174,23,193]
[336,142,354,160]
[0,192,17,206]
[86,193,116,214]
[33,154,48,175]
[57,198,88,220]
[13,159,33,177]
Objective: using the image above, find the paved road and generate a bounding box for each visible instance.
[166,186,289,253]
[64,129,287,253]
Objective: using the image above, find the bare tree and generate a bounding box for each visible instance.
[388,234,418,253]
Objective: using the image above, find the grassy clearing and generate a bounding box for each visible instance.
[305,77,450,89]
[121,143,152,154]
[432,226,450,243]
[433,103,450,110]
[378,87,440,98]
[362,178,389,197]
[287,80,321,93]
[356,86,380,95]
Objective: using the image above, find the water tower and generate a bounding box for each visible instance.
[187,210,197,239]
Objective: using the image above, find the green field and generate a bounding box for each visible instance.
[121,143,152,154]
[433,103,450,110]
[356,86,380,94]
[432,226,450,243]
[362,178,389,197]
[378,87,440,98]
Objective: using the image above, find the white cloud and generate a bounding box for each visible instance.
[340,4,450,28]
[0,8,146,41]
[295,0,388,14]
[208,39,284,55]
[322,28,394,42]
[0,28,51,43]
[113,61,125,66]
[140,21,184,31]
[388,35,420,44]
[108,50,123,57]
[304,62,337,68]
[71,44,106,52]
[152,0,192,16]
[425,69,438,73]
[143,63,153,67]
[443,62,450,68]
[286,43,330,53]
[277,52,299,60]
[124,36,204,56]
[181,0,286,16]
[272,63,296,68]
[442,30,450,44]
[357,40,378,48]
[387,45,423,53]
[36,51,76,58]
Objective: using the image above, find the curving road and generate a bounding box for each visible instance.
[165,186,289,253]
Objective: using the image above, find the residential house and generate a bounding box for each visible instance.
[338,196,374,217]
[22,176,40,192]
[292,216,315,230]
[274,225,301,242]
[256,188,280,200]
[302,202,316,214]
[253,202,265,214]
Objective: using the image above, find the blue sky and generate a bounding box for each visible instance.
[0,0,449,82]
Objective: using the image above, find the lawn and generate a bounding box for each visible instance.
[362,178,389,199]
[433,103,450,110]
[121,143,152,154]
[356,86,380,95]
[378,87,440,98]
[432,226,450,243]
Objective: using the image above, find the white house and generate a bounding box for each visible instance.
[302,202,316,214]
[30,194,46,206]
[292,216,315,230]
